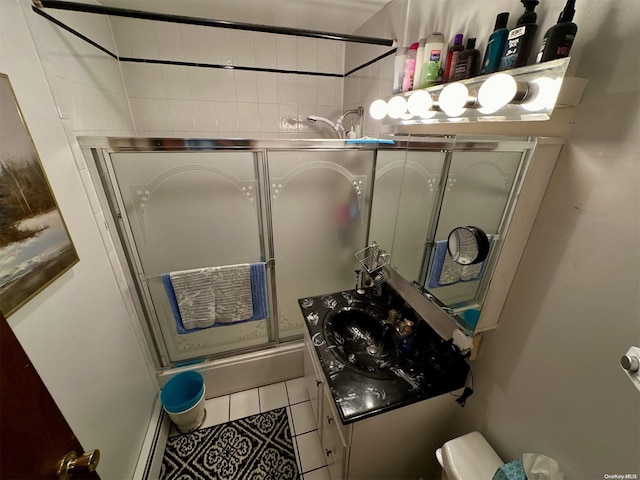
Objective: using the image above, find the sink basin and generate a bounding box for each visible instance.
[323,306,396,376]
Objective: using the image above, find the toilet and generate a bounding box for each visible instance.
[436,431,504,480]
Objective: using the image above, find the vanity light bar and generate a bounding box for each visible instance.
[370,57,571,124]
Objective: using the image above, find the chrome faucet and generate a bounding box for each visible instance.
[307,106,364,139]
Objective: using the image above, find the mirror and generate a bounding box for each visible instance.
[369,136,534,333]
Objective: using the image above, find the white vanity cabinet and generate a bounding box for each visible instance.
[304,329,462,479]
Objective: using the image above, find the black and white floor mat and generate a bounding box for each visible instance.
[160,407,298,480]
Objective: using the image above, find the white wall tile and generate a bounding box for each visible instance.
[128,20,159,59]
[237,102,260,132]
[128,98,147,132]
[297,76,317,106]
[258,103,280,133]
[297,38,318,72]
[180,24,210,64]
[234,71,258,103]
[139,64,167,99]
[253,32,277,69]
[276,36,298,70]
[277,74,298,104]
[256,71,278,103]
[230,31,256,66]
[154,22,185,61]
[110,17,134,57]
[192,100,218,132]
[214,101,239,132]
[142,98,171,131]
[208,28,233,65]
[212,69,237,102]
[278,104,299,133]
[316,77,338,106]
[162,65,190,100]
[317,40,339,73]
[168,99,195,131]
[187,68,214,101]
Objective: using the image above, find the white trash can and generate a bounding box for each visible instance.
[160,371,206,433]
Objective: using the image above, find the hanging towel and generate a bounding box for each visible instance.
[162,262,268,334]
[161,273,193,334]
[210,264,253,324]
[250,262,269,320]
[169,267,219,330]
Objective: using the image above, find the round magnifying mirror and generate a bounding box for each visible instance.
[447,226,490,265]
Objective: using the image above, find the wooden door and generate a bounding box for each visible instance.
[0,311,100,479]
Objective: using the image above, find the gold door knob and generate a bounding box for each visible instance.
[57,449,100,480]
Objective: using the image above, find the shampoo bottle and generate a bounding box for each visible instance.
[452,38,481,81]
[392,46,408,94]
[444,34,464,83]
[402,42,419,92]
[536,0,578,62]
[413,38,426,90]
[481,12,510,74]
[419,33,446,88]
[500,0,540,70]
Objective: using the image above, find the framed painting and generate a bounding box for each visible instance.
[0,73,79,317]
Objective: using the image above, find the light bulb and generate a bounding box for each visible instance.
[478,73,517,113]
[438,83,469,117]
[407,90,433,117]
[369,99,388,120]
[522,77,560,112]
[387,96,408,119]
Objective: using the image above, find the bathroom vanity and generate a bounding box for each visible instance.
[300,286,470,479]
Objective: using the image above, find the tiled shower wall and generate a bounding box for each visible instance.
[111,17,347,138]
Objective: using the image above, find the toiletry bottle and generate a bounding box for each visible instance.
[420,32,445,88]
[392,46,408,94]
[452,38,481,81]
[500,0,540,70]
[413,38,426,90]
[481,12,510,74]
[402,42,419,92]
[536,0,577,62]
[443,34,464,83]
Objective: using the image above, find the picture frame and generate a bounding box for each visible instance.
[0,72,79,317]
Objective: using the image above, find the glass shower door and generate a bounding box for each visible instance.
[267,150,375,339]
[110,151,271,363]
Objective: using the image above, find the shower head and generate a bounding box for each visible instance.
[306,115,344,138]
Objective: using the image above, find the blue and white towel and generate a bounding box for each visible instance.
[162,262,269,334]
[427,237,492,290]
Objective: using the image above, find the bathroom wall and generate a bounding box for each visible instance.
[1,1,158,478]
[385,0,639,477]
[109,16,345,138]
[348,0,640,476]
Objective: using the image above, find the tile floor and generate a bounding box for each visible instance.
[167,377,330,480]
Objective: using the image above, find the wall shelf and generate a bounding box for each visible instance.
[370,58,587,126]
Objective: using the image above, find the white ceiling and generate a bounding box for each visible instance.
[96,0,392,35]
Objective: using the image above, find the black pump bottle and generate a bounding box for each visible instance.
[536,0,578,62]
[500,0,540,70]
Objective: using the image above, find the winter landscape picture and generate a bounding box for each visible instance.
[0,73,78,317]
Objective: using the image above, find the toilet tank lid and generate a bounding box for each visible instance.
[442,431,504,480]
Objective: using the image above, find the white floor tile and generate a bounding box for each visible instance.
[295,430,326,473]
[229,388,260,421]
[290,401,317,435]
[304,466,331,480]
[286,377,310,404]
[201,395,230,428]
[259,382,289,412]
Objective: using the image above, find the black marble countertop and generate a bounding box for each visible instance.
[298,285,470,424]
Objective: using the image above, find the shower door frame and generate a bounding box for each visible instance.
[81,137,382,369]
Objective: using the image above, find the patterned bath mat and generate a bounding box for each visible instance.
[160,407,298,480]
